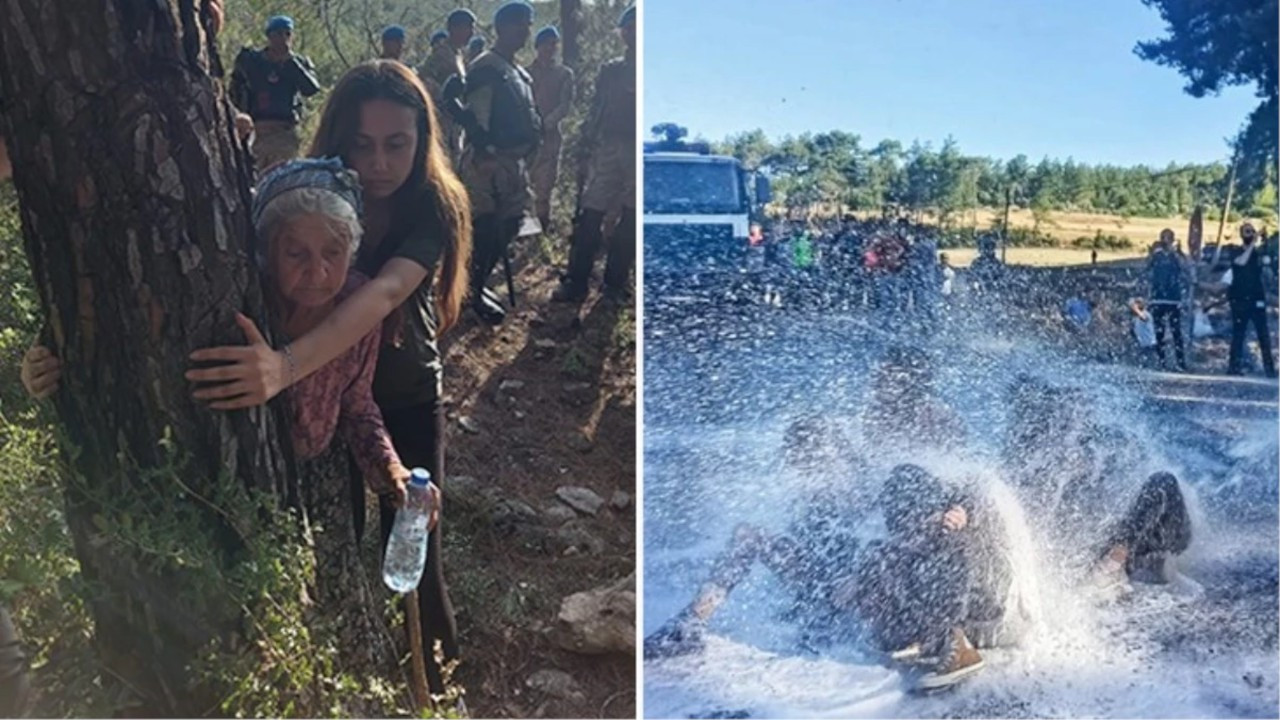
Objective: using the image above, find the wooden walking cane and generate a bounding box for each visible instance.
[404,590,433,712]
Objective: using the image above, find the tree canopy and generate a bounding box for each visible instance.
[1135,0,1279,195]
[703,128,1256,223]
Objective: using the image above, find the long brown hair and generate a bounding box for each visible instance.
[308,60,471,332]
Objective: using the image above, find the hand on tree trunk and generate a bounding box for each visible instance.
[234,113,254,142]
[187,313,289,409]
[20,344,62,399]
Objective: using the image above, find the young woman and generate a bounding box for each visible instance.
[184,60,471,693]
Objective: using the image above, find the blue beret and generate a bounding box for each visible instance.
[382,25,406,41]
[265,15,294,35]
[469,36,486,51]
[430,30,448,45]
[535,26,560,47]
[618,5,635,28]
[494,1,534,27]
[446,9,476,28]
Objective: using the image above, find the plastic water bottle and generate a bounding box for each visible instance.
[382,468,434,594]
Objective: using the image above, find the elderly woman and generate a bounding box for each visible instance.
[21,158,438,694]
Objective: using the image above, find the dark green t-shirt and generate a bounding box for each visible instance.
[356,198,446,411]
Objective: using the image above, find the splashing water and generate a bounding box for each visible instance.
[643,300,1278,718]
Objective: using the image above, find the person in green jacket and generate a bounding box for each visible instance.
[793,229,815,270]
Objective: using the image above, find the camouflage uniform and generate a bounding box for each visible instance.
[526,56,574,229]
[559,48,636,298]
[229,45,321,170]
[458,48,541,318]
[419,42,467,163]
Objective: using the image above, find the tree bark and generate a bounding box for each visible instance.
[0,1,298,714]
[561,0,582,69]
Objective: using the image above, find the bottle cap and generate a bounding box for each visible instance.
[410,468,431,486]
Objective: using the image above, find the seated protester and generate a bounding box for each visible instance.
[1001,377,1100,515]
[831,464,1017,691]
[644,416,870,659]
[20,161,440,693]
[1088,471,1194,597]
[1063,295,1093,331]
[862,346,968,454]
[1002,379,1133,550]
[1000,379,1193,597]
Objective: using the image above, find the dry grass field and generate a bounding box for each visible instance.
[940,245,1146,268]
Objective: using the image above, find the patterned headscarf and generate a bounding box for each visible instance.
[251,157,363,269]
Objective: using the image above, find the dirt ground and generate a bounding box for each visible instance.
[433,235,636,719]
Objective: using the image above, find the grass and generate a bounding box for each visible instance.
[910,206,1267,267]
[968,207,1261,247]
[941,246,1146,268]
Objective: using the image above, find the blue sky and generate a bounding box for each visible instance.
[643,0,1262,167]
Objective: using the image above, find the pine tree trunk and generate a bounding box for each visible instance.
[0,1,305,714]
[561,0,582,69]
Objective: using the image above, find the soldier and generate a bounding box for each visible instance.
[450,2,542,325]
[229,15,321,170]
[526,26,575,233]
[553,5,636,303]
[429,29,448,52]
[420,9,475,162]
[468,35,487,62]
[380,24,406,61]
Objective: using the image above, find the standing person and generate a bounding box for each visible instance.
[1222,223,1277,377]
[527,26,575,233]
[553,5,637,303]
[1148,229,1189,371]
[940,252,956,299]
[468,35,487,62]
[380,25,407,61]
[793,227,815,271]
[185,61,472,695]
[866,229,909,318]
[230,15,322,170]
[451,1,542,325]
[908,231,940,326]
[428,30,448,53]
[420,9,475,163]
[422,9,474,86]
